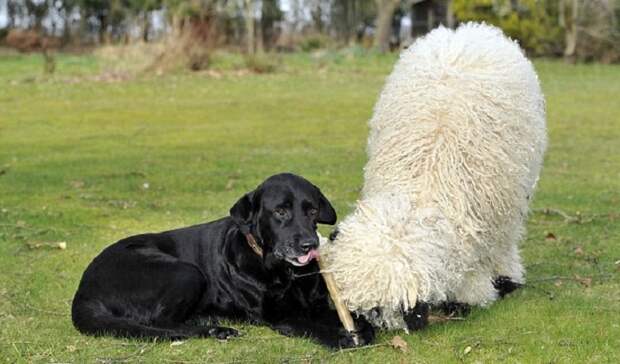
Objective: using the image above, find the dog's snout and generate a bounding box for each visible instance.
[300,239,319,252]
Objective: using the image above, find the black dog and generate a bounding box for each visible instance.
[72,173,374,348]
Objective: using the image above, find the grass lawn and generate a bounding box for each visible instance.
[0,49,619,363]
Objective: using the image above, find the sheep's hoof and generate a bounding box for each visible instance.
[403,301,429,331]
[328,228,340,241]
[493,276,523,298]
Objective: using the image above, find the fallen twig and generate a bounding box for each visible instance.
[531,208,613,225]
[428,315,466,323]
[532,208,581,223]
[527,273,612,284]
[233,335,288,341]
[333,342,388,354]
[162,358,260,364]
[96,341,156,364]
[22,302,67,317]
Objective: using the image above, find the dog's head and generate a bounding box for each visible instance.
[230,173,336,267]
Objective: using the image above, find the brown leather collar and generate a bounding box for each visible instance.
[244,233,263,258]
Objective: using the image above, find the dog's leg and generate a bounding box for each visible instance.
[148,263,239,339]
[270,313,374,349]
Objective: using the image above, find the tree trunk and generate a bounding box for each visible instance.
[427,6,434,32]
[312,2,323,33]
[346,0,354,44]
[62,11,72,46]
[563,0,579,60]
[446,0,455,29]
[245,0,255,54]
[256,17,264,53]
[7,0,15,27]
[374,0,400,53]
[79,9,88,45]
[98,15,109,45]
[143,12,150,42]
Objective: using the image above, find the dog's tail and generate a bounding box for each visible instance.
[71,298,222,340]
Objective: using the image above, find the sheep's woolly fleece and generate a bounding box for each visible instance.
[320,23,547,329]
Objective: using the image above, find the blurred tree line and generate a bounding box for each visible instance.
[1,0,619,63]
[0,0,374,51]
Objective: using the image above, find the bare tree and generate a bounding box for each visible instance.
[330,0,376,45]
[260,0,282,50]
[561,0,580,59]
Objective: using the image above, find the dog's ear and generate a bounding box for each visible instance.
[230,191,255,227]
[316,189,337,225]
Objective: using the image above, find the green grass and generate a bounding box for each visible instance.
[0,50,619,363]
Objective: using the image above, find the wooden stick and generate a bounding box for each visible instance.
[317,257,360,346]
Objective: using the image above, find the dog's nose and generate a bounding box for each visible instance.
[300,239,319,252]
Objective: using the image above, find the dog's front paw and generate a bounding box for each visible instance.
[337,316,375,349]
[207,326,240,340]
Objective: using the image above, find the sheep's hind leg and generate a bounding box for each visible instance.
[437,302,471,317]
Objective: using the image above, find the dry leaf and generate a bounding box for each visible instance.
[464,346,472,355]
[225,180,235,190]
[26,241,67,250]
[554,280,563,287]
[574,275,592,288]
[574,246,584,256]
[390,335,409,353]
[70,180,85,189]
[170,340,185,347]
[544,232,556,241]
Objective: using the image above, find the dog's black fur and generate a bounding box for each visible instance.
[72,173,374,349]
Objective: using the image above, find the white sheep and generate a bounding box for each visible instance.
[320,23,547,329]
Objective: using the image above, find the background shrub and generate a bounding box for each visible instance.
[454,0,564,56]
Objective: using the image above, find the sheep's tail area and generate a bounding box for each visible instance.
[363,22,547,242]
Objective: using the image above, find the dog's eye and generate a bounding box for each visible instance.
[308,208,318,217]
[273,208,287,218]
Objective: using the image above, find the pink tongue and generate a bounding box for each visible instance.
[297,249,319,264]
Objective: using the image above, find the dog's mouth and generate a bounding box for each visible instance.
[285,249,319,267]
